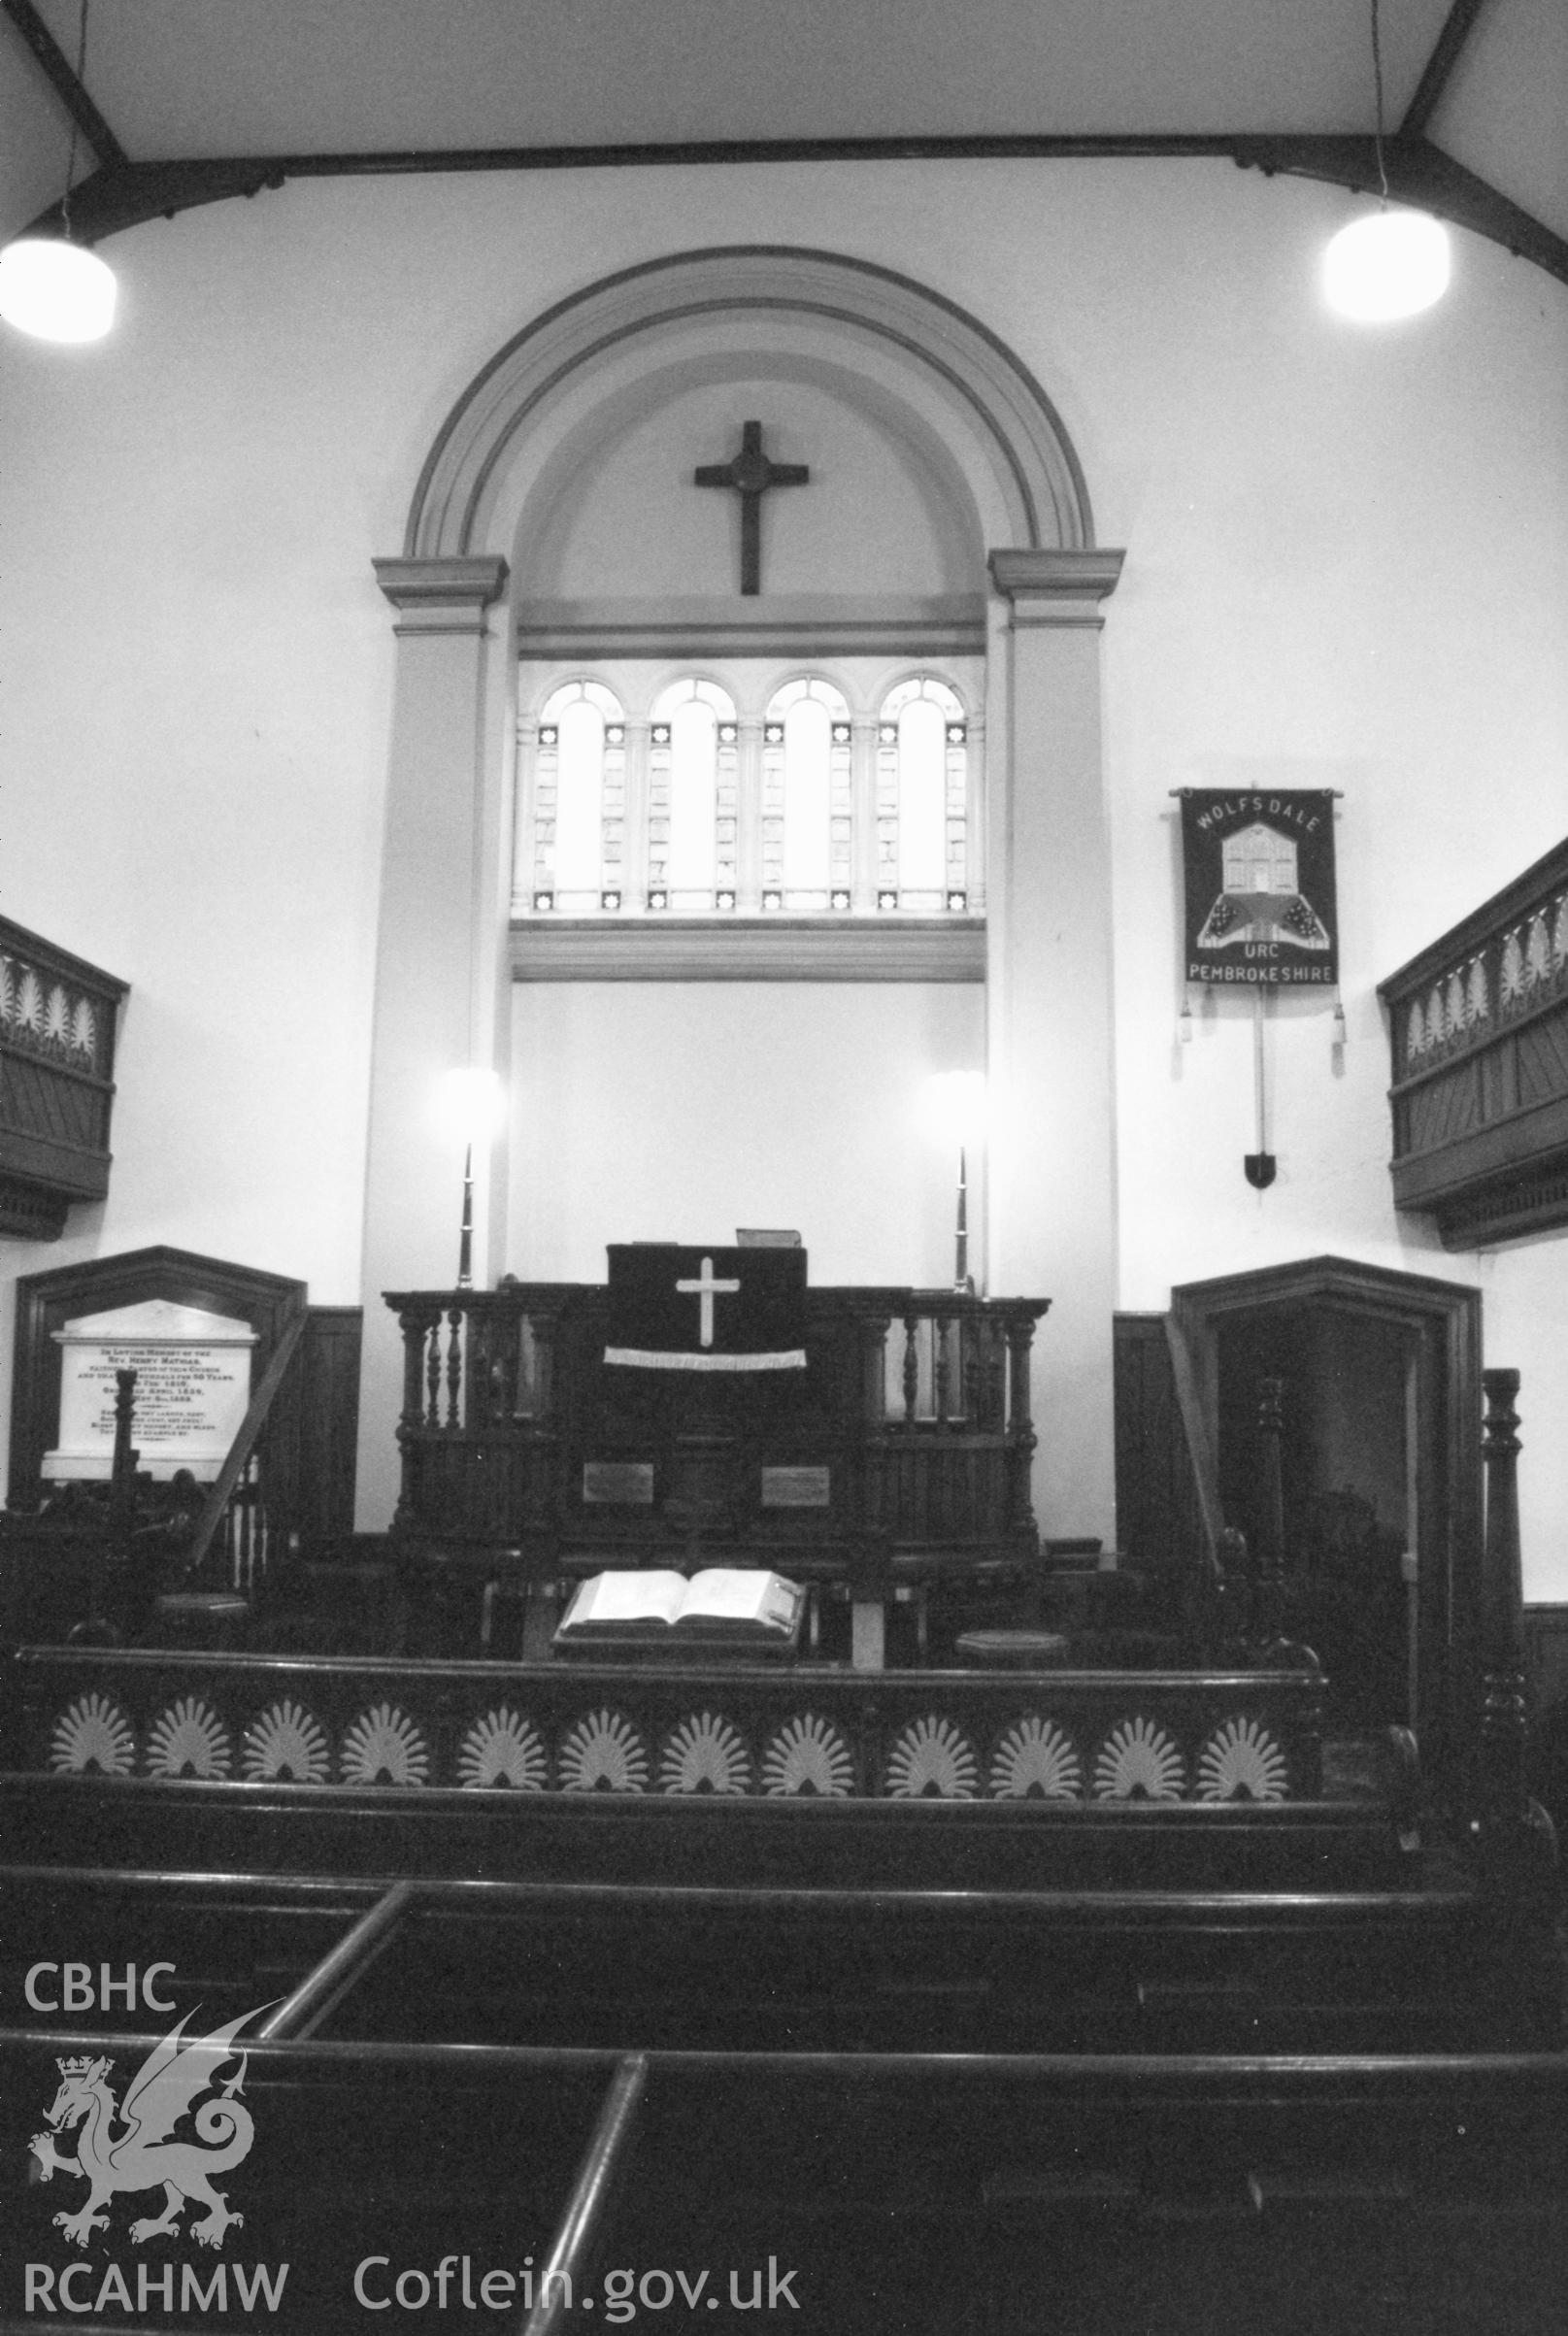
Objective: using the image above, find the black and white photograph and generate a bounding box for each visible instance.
[2,2,1568,2327]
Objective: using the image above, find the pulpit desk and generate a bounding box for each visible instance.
[384,1280,1051,1665]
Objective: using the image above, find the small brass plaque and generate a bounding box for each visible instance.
[761,1465,830,1509]
[582,1461,654,1506]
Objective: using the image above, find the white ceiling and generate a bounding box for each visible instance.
[2,0,1564,276]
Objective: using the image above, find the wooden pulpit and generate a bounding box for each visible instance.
[384,1264,1051,1660]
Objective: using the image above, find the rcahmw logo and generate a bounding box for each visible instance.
[23,1997,288,2316]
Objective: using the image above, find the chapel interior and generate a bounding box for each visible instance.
[4,1,1568,2328]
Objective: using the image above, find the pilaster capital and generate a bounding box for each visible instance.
[987,549,1125,627]
[374,555,510,637]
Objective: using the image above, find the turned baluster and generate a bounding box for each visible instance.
[467,1307,493,1428]
[394,1303,440,1530]
[445,1306,464,1429]
[932,1311,951,1426]
[399,1305,434,1438]
[423,1313,443,1427]
[1478,1367,1528,1838]
[901,1311,919,1423]
[984,1316,1008,1433]
[961,1318,981,1427]
[1004,1314,1039,1539]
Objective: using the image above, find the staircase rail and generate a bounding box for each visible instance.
[1156,1314,1237,1646]
[180,1303,309,1594]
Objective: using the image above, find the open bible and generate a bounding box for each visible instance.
[554,1567,804,1652]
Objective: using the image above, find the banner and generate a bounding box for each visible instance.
[604,1244,807,1371]
[1180,789,1338,986]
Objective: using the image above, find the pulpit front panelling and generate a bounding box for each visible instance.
[385,1284,1049,1594]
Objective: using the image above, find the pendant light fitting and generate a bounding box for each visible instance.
[0,0,117,344]
[1323,0,1451,321]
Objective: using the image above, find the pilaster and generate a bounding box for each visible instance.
[985,546,1124,1545]
[354,553,510,1529]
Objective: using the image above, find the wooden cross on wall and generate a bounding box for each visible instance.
[694,420,810,596]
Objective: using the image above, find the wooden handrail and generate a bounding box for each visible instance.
[9,2028,1568,2093]
[1160,1314,1225,1579]
[519,2052,648,2336]
[255,1881,417,2041]
[182,1304,308,1581]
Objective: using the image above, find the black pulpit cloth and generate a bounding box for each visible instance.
[604,1245,806,1371]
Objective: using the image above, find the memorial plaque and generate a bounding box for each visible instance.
[761,1465,831,1509]
[582,1460,655,1506]
[47,1299,256,1482]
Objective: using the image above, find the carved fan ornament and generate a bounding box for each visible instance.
[145,1696,232,1780]
[884,1716,979,1799]
[988,1717,1083,1800]
[760,1713,853,1797]
[242,1699,330,1784]
[558,1709,650,1793]
[457,1708,548,1790]
[50,1692,135,1775]
[1196,1717,1288,1803]
[660,1712,751,1795]
[1092,1717,1185,1801]
[339,1702,430,1787]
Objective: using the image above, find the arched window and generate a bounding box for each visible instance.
[879,676,968,912]
[516,660,980,934]
[521,680,625,911]
[650,678,737,910]
[763,677,851,912]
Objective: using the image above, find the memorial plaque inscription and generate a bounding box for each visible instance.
[47,1299,256,1481]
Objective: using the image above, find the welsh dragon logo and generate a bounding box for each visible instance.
[30,2009,265,2251]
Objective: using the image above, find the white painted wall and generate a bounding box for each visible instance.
[3,158,1566,1578]
[509,984,984,1288]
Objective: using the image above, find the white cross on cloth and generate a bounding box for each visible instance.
[675,1254,742,1348]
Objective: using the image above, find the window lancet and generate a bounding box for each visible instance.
[525,680,626,911]
[764,678,851,911]
[650,679,737,910]
[879,676,968,913]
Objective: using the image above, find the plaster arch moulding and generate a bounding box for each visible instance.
[401,246,1099,573]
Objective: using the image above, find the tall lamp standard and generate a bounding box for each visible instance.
[922,1071,989,1296]
[436,1068,504,1289]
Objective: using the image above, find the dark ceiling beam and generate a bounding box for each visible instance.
[1401,0,1490,139]
[1,0,126,168]
[1231,131,1568,287]
[30,127,1568,294]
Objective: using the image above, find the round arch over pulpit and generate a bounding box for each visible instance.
[357,249,1124,1544]
[400,244,1100,567]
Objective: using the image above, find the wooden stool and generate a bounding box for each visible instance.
[954,1628,1070,1669]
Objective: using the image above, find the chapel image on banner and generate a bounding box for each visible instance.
[1181,788,1339,984]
